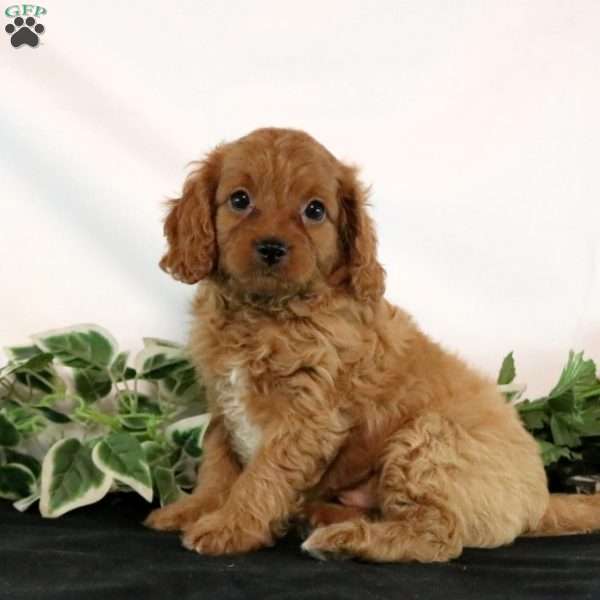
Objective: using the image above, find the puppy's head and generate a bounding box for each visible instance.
[160,128,385,303]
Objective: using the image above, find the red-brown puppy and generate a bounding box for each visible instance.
[145,127,600,561]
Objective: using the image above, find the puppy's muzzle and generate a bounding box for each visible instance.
[255,238,288,266]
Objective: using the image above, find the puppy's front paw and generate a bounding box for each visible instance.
[301,520,367,561]
[144,495,216,532]
[181,509,272,555]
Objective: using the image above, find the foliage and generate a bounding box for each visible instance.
[499,351,600,468]
[0,324,210,517]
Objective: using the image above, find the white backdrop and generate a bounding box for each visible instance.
[1,0,599,397]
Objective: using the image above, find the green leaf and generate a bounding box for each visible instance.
[519,408,549,431]
[127,431,154,444]
[136,396,162,415]
[0,414,20,447]
[141,441,171,468]
[166,414,211,458]
[110,352,131,381]
[33,406,71,424]
[0,463,37,500]
[40,438,113,518]
[548,391,577,413]
[91,433,153,502]
[118,414,156,431]
[517,397,548,413]
[21,353,54,371]
[14,369,55,393]
[497,352,516,385]
[4,404,43,435]
[32,324,117,370]
[153,466,186,506]
[109,351,128,380]
[549,351,598,405]
[580,384,600,401]
[135,344,189,380]
[3,449,42,478]
[574,407,600,437]
[160,366,205,411]
[538,440,576,466]
[2,352,56,394]
[183,430,204,458]
[123,367,137,380]
[74,368,112,401]
[140,355,188,380]
[162,365,199,396]
[3,345,44,361]
[550,413,581,447]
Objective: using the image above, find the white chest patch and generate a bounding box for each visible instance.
[218,367,262,465]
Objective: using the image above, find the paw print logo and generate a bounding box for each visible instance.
[5,16,45,48]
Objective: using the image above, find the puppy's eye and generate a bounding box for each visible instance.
[229,190,251,212]
[303,200,326,222]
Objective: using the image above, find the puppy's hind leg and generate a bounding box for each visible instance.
[302,415,464,561]
[303,412,545,562]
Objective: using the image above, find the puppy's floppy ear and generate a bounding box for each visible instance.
[159,146,225,284]
[337,163,386,302]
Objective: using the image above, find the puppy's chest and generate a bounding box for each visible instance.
[215,367,263,465]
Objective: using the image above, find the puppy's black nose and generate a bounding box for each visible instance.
[255,238,288,266]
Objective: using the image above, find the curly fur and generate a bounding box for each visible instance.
[145,127,600,562]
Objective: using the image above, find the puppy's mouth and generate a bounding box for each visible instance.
[244,270,301,294]
[216,265,311,302]
[253,265,285,279]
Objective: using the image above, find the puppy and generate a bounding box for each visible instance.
[145,127,600,562]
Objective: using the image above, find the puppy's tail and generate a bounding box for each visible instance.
[527,493,600,536]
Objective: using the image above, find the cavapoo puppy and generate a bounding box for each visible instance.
[145,127,600,562]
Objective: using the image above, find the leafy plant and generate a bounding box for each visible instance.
[0,324,210,517]
[499,351,600,469]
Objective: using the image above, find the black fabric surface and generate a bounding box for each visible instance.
[1,494,599,600]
